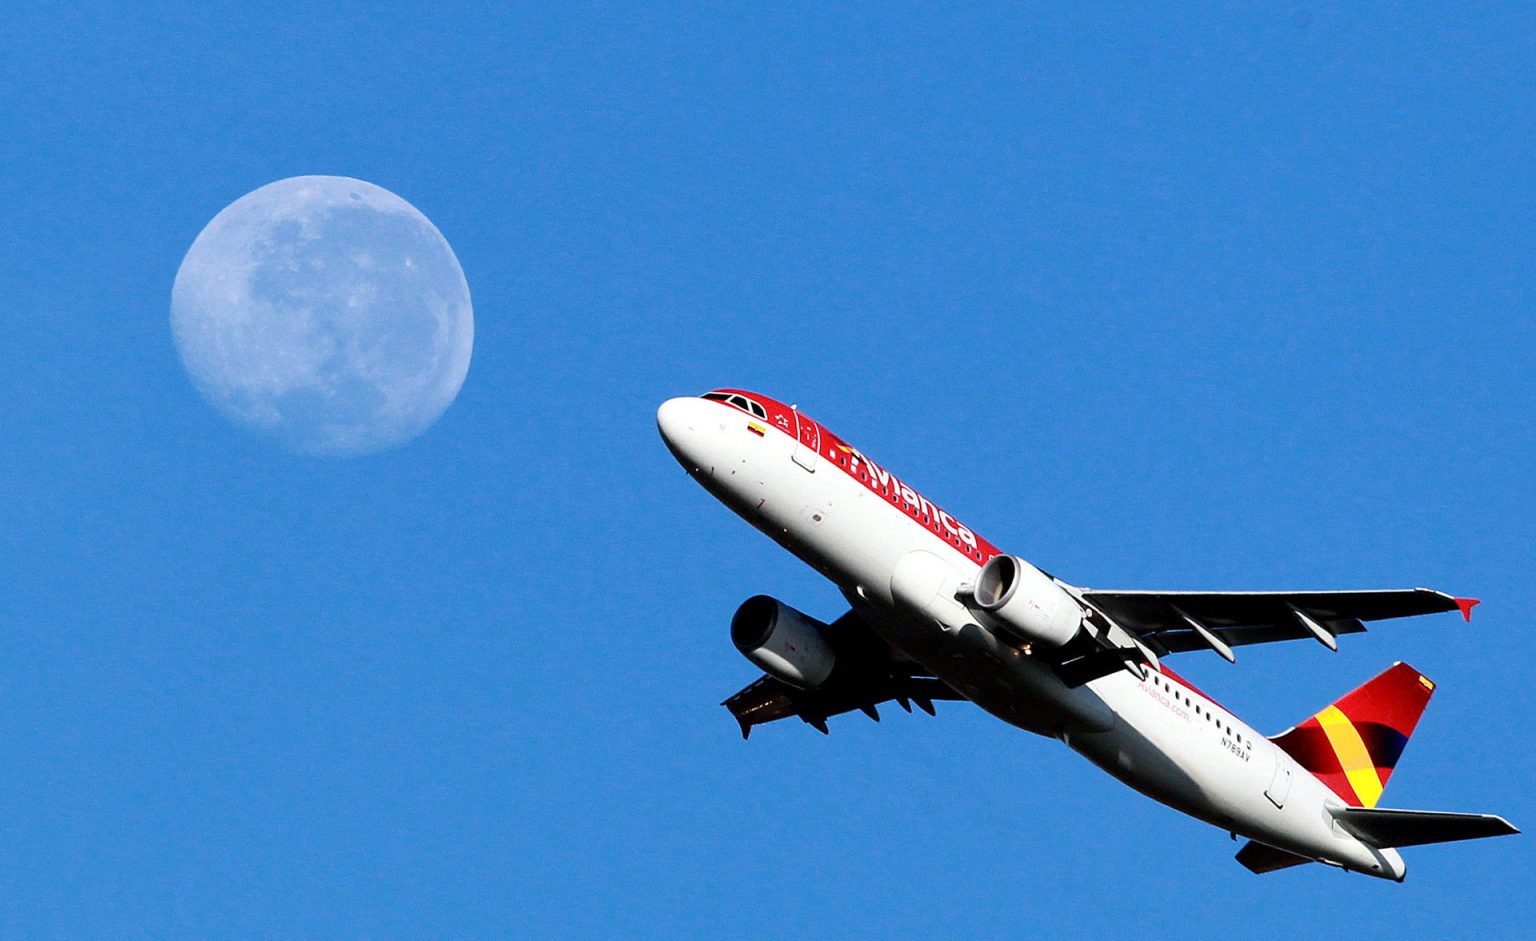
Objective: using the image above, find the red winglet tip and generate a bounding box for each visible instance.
[1454,597,1480,622]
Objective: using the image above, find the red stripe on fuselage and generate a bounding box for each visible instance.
[706,389,1001,564]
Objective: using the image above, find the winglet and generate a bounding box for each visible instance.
[1454,597,1480,622]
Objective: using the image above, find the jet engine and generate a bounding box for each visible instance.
[969,554,1083,648]
[730,595,836,689]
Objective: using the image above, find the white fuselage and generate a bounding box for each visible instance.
[658,395,1405,879]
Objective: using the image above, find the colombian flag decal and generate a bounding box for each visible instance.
[747,422,765,437]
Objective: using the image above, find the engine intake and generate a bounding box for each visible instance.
[970,554,1083,648]
[730,595,837,689]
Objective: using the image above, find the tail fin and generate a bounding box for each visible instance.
[1270,662,1434,807]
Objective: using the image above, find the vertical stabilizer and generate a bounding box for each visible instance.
[1270,662,1434,807]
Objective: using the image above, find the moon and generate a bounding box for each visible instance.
[171,176,473,457]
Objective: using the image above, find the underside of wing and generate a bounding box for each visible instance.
[723,673,965,738]
[721,608,966,738]
[1078,588,1473,657]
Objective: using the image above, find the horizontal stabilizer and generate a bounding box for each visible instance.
[1330,806,1520,848]
[1235,840,1314,874]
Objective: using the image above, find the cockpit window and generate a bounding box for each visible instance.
[703,391,768,420]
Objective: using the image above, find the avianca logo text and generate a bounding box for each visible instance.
[843,446,978,549]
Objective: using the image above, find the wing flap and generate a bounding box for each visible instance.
[1154,618,1368,654]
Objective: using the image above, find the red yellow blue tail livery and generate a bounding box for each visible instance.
[1271,662,1433,808]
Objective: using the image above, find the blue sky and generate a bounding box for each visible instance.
[2,3,1532,938]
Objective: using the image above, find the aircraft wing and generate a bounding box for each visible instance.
[1077,588,1475,658]
[723,673,964,738]
[722,607,967,738]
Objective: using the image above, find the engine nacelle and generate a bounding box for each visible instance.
[969,554,1083,648]
[730,595,837,689]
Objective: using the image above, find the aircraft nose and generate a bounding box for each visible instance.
[657,396,713,468]
[656,396,695,448]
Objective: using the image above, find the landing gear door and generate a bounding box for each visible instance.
[792,410,820,472]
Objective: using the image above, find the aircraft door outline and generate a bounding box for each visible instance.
[1266,759,1292,809]
[792,410,820,472]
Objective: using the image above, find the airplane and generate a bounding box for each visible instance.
[656,388,1517,880]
